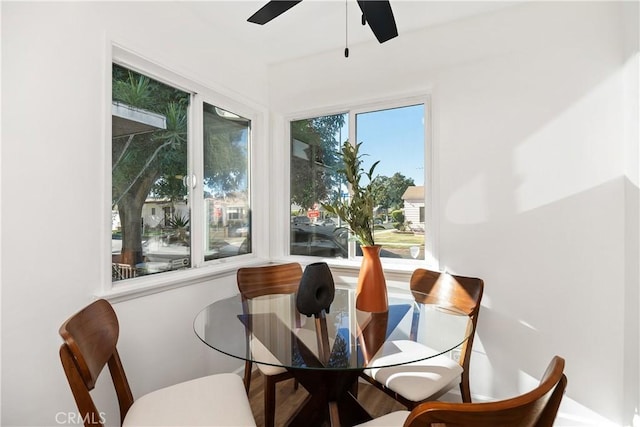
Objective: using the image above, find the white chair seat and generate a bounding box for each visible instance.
[123,373,256,427]
[365,340,463,402]
[256,363,288,377]
[355,411,410,426]
[251,336,289,376]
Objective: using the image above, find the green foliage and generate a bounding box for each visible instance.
[290,115,345,209]
[112,71,154,110]
[112,64,190,208]
[203,104,249,195]
[166,213,190,229]
[322,141,379,247]
[390,209,405,224]
[166,213,190,245]
[371,173,415,211]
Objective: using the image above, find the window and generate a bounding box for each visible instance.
[289,101,429,262]
[290,113,349,258]
[111,61,252,282]
[202,102,251,261]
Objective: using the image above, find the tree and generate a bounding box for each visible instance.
[112,66,189,266]
[327,330,350,368]
[203,104,249,196]
[290,115,345,210]
[372,172,415,213]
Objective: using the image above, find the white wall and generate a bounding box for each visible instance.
[621,2,640,422]
[269,2,636,425]
[2,1,638,427]
[1,2,268,426]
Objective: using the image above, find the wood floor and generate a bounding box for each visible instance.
[247,371,407,427]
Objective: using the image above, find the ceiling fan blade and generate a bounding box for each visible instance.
[248,1,303,25]
[356,0,398,43]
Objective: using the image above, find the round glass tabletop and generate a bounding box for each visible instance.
[193,287,470,371]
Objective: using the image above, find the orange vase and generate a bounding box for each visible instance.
[356,245,388,313]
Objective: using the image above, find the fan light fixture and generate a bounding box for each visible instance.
[248,0,398,58]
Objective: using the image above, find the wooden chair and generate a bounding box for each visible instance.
[237,262,303,427]
[362,268,484,408]
[59,299,256,427]
[357,355,567,427]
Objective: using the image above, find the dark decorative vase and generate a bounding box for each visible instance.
[296,262,335,317]
[356,245,388,313]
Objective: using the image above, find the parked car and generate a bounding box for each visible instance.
[290,225,401,259]
[235,224,249,237]
[292,216,310,225]
[291,225,348,257]
[315,218,336,227]
[229,223,249,237]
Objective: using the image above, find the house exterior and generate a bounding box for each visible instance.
[401,186,425,231]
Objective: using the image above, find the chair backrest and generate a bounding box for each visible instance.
[404,356,567,427]
[237,262,303,300]
[59,299,134,426]
[409,269,484,383]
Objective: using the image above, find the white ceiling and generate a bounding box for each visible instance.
[185,1,521,65]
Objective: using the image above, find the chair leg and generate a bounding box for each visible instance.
[243,360,252,394]
[264,376,276,427]
[460,375,472,403]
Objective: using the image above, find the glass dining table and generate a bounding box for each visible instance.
[193,286,471,427]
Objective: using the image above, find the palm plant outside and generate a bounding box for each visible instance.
[322,141,379,247]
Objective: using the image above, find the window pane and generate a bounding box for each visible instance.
[203,103,251,261]
[290,113,349,258]
[112,64,190,281]
[355,104,425,260]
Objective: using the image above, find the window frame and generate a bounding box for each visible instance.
[283,94,438,271]
[102,44,265,300]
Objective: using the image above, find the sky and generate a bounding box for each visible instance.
[339,103,425,186]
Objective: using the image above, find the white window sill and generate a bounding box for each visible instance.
[100,254,434,303]
[274,255,436,291]
[98,255,270,303]
[279,254,435,272]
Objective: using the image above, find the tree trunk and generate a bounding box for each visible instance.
[119,200,144,266]
[117,172,158,267]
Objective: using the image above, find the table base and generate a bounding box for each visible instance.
[286,369,371,427]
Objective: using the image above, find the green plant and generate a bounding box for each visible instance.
[165,212,189,244]
[166,213,190,229]
[390,209,404,224]
[322,141,379,247]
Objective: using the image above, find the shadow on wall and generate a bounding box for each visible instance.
[473,309,625,427]
[431,20,635,423]
[452,177,631,426]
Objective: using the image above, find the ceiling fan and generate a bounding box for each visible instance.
[247,0,398,44]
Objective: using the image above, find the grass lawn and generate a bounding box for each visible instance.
[374,229,423,248]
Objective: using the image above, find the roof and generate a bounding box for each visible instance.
[402,186,424,201]
[112,101,167,138]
